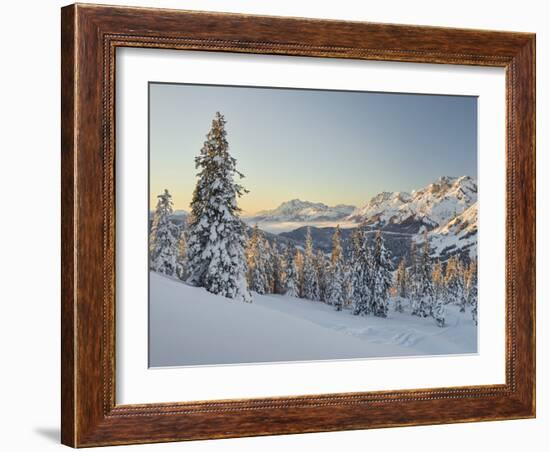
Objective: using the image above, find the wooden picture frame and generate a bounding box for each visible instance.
[61,3,535,447]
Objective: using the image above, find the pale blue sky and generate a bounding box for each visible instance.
[149,83,477,214]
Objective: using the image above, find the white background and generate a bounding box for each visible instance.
[0,1,546,451]
[117,49,505,404]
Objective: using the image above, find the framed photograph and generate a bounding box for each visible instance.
[61,3,536,447]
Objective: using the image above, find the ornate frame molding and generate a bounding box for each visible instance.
[61,4,535,447]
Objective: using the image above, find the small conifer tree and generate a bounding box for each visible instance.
[149,189,179,276]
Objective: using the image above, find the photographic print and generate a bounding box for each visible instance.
[148,83,479,367]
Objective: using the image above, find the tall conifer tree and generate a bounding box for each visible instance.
[270,243,285,294]
[431,259,446,326]
[331,225,343,265]
[294,249,305,297]
[246,225,269,294]
[352,229,374,316]
[185,112,251,302]
[444,255,465,309]
[371,231,392,318]
[465,259,478,325]
[327,226,344,307]
[411,234,434,318]
[302,227,320,300]
[409,241,419,310]
[394,257,409,312]
[284,245,299,298]
[315,250,329,302]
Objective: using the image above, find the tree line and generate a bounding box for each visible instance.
[149,112,478,327]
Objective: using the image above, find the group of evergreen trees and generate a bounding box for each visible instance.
[244,225,393,319]
[148,111,478,327]
[394,241,478,326]
[240,225,479,328]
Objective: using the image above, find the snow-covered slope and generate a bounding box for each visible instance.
[426,202,478,259]
[149,272,477,367]
[245,199,355,223]
[347,176,477,233]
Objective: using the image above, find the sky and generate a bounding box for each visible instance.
[149,83,477,215]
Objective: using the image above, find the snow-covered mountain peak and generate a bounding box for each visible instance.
[347,191,411,223]
[347,175,477,232]
[370,191,411,205]
[275,199,323,212]
[412,175,474,197]
[245,199,356,223]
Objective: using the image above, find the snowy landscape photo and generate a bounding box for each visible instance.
[148,83,479,367]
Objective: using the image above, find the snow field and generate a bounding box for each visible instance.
[149,272,477,367]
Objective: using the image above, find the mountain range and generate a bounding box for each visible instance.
[274,176,478,261]
[347,175,477,233]
[159,175,478,262]
[244,199,355,224]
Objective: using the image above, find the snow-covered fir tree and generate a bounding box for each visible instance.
[175,228,187,281]
[246,225,270,294]
[294,249,305,297]
[431,260,444,298]
[279,244,289,291]
[465,259,478,325]
[443,256,456,304]
[284,245,299,297]
[331,225,343,265]
[149,189,179,276]
[328,258,346,311]
[315,250,329,302]
[394,257,408,312]
[185,112,251,302]
[444,255,465,310]
[456,258,470,313]
[371,231,392,318]
[430,259,446,326]
[351,229,374,316]
[263,238,275,293]
[302,227,320,301]
[341,262,353,309]
[408,241,419,310]
[270,243,285,294]
[431,260,445,309]
[411,234,435,319]
[349,229,362,313]
[326,226,344,307]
